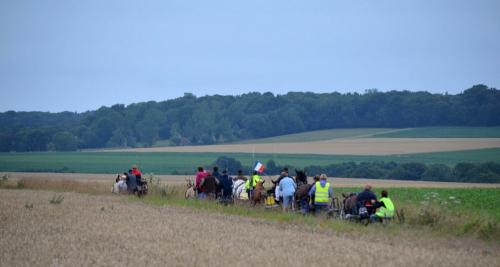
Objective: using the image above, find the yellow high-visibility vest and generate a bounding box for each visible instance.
[314,181,330,204]
[245,174,261,189]
[375,197,395,218]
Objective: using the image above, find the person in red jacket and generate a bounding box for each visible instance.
[195,166,209,199]
[131,165,142,185]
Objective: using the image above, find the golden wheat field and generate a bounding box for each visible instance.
[1,189,499,267]
[100,138,500,155]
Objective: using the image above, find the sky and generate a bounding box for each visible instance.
[1,0,499,112]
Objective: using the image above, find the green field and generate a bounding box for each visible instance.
[234,128,398,143]
[372,126,500,138]
[1,148,500,174]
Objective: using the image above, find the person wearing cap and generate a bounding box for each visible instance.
[279,171,297,212]
[308,174,333,214]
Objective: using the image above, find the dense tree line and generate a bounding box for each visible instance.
[212,157,500,183]
[1,84,500,152]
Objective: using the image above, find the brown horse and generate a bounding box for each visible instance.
[294,170,308,187]
[341,192,358,215]
[251,181,267,205]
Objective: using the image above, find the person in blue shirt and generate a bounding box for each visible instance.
[279,172,297,212]
[218,169,233,201]
[308,174,333,214]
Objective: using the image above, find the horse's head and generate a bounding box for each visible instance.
[295,169,307,184]
[186,178,194,188]
[255,181,265,190]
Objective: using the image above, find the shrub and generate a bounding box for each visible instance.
[49,194,64,204]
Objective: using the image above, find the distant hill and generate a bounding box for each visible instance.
[1,84,500,152]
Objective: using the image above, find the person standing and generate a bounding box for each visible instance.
[218,170,233,201]
[131,165,142,186]
[212,166,222,197]
[126,169,138,194]
[308,174,333,214]
[279,172,297,212]
[195,166,209,199]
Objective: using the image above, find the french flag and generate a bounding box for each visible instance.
[254,161,265,173]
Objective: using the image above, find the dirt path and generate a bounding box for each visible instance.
[1,190,498,266]
[98,138,500,155]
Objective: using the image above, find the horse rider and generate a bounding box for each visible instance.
[245,171,261,199]
[308,174,333,214]
[370,190,395,223]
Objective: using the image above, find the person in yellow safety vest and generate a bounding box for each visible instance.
[245,171,261,199]
[371,190,395,223]
[308,174,333,214]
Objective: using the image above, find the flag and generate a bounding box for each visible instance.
[254,161,265,173]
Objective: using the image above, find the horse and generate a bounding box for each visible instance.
[294,183,312,212]
[185,178,196,199]
[251,181,267,205]
[341,192,358,216]
[294,170,308,187]
[232,179,248,200]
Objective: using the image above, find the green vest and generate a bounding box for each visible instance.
[314,181,330,204]
[376,197,395,218]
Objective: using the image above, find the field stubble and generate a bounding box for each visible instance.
[1,189,498,267]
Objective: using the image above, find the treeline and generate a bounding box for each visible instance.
[1,84,500,151]
[212,157,500,183]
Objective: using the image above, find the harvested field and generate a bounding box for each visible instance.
[1,189,498,266]
[101,138,500,155]
[3,172,500,188]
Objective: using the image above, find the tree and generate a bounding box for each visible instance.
[52,132,78,151]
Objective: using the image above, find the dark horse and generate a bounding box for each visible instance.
[294,170,308,187]
[294,170,311,212]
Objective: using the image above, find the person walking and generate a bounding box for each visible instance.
[279,172,297,212]
[308,174,333,215]
[219,170,233,201]
[195,166,209,199]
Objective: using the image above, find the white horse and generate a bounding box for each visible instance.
[232,179,248,200]
[185,178,196,199]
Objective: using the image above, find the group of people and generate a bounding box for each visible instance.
[193,166,396,222]
[112,165,144,194]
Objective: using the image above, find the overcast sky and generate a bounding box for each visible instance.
[1,0,499,112]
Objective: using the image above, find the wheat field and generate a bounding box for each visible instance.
[1,189,498,266]
[101,138,500,155]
